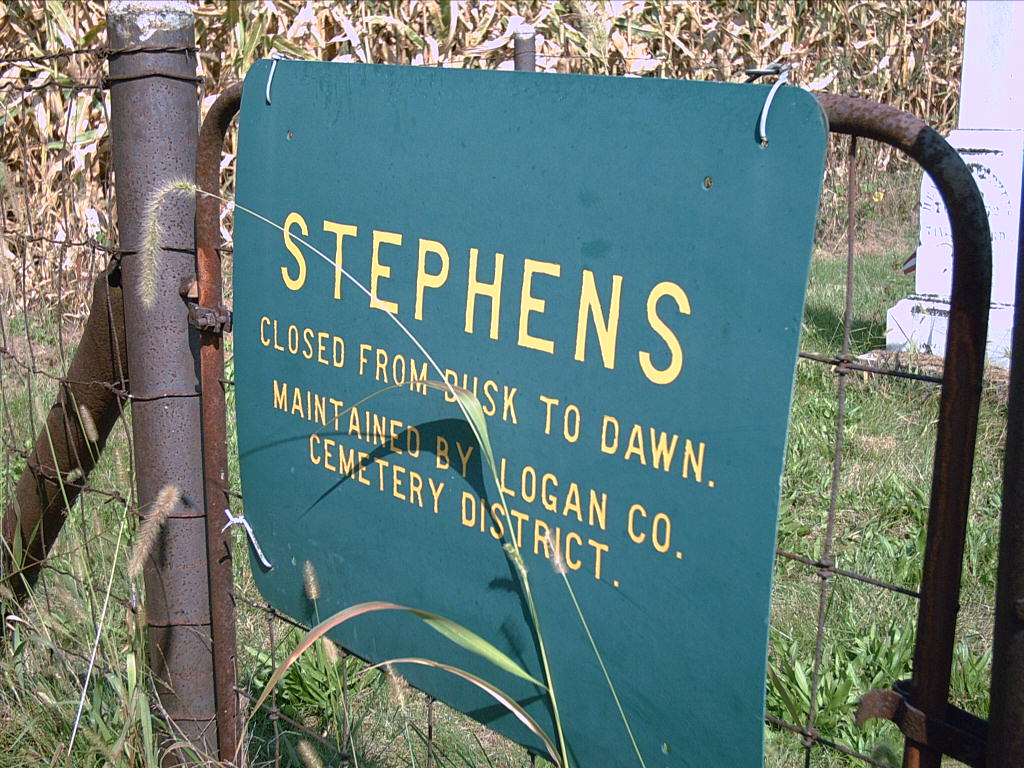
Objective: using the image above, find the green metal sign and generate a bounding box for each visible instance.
[234,60,825,767]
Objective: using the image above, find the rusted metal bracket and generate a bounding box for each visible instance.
[180,279,232,334]
[856,681,987,767]
[187,303,233,334]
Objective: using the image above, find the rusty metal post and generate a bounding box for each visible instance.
[513,24,536,72]
[896,120,990,768]
[196,82,244,765]
[1,266,128,601]
[988,152,1024,767]
[106,1,215,760]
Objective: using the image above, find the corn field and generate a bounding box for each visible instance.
[2,1,965,319]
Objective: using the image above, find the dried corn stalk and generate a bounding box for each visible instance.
[2,1,965,317]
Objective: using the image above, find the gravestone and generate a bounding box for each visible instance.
[887,1,1023,367]
[233,60,826,766]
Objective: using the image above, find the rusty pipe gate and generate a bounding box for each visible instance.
[195,81,244,766]
[815,95,993,768]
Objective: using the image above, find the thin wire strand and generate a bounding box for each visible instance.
[803,135,858,767]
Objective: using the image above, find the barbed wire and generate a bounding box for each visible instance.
[0,78,101,93]
[0,47,102,63]
[0,45,200,64]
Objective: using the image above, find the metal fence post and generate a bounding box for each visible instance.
[106,1,216,760]
[988,149,1024,767]
[513,24,536,72]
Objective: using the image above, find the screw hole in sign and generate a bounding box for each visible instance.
[703,176,713,189]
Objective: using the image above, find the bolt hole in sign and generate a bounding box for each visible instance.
[234,60,825,767]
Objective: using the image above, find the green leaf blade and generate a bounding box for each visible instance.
[406,607,545,688]
[370,657,562,767]
[251,600,545,718]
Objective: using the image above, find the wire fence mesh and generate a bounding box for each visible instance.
[1,14,1003,768]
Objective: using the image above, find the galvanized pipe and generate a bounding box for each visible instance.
[513,25,536,72]
[196,81,244,765]
[106,1,215,760]
[817,94,991,768]
[987,141,1024,767]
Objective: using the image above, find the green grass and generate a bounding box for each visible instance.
[764,169,1002,767]
[1,167,1004,767]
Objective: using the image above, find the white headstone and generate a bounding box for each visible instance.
[887,1,1023,368]
[958,1,1024,130]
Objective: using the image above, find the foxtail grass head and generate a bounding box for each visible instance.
[385,663,410,712]
[128,484,180,580]
[78,404,99,443]
[140,178,199,307]
[303,559,321,601]
[322,636,339,666]
[296,740,324,768]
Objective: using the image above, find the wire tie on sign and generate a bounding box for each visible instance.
[265,52,290,105]
[222,508,273,569]
[753,62,791,147]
